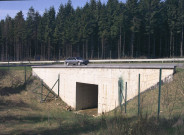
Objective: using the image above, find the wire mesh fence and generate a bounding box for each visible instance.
[117,68,184,120]
[0,64,58,101]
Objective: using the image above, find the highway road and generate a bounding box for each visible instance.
[32,63,183,69]
[0,62,183,69]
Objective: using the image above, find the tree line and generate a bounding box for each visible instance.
[0,0,184,61]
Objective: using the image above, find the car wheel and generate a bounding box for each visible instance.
[78,62,81,66]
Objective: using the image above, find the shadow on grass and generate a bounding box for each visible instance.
[0,97,41,116]
[6,114,184,135]
[0,98,29,108]
[1,111,182,134]
[0,114,51,124]
[0,78,33,96]
[99,114,184,135]
[0,70,8,82]
[9,118,102,135]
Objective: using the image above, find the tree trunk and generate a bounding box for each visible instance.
[170,31,172,57]
[137,36,140,57]
[91,36,94,59]
[98,39,99,59]
[48,38,50,60]
[123,32,125,57]
[83,41,85,58]
[159,37,162,57]
[43,44,45,60]
[62,43,65,58]
[5,39,8,61]
[71,44,73,57]
[86,40,88,59]
[101,37,104,59]
[153,38,155,58]
[119,26,122,59]
[41,43,43,60]
[65,43,68,57]
[77,44,80,57]
[59,48,61,60]
[181,25,183,57]
[20,41,22,60]
[29,43,31,59]
[172,35,175,57]
[34,41,36,59]
[118,39,120,59]
[131,32,134,58]
[54,44,56,60]
[165,36,168,57]
[1,44,4,61]
[148,33,151,58]
[16,39,19,61]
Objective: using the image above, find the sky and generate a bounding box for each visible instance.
[0,0,126,20]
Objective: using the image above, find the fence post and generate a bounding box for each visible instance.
[58,74,60,97]
[24,65,26,83]
[125,82,127,113]
[118,77,123,113]
[41,80,43,102]
[138,74,140,116]
[158,68,162,119]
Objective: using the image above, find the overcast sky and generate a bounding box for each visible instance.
[0,0,126,20]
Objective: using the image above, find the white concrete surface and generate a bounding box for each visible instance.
[32,65,175,114]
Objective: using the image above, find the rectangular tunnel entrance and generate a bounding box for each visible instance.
[76,82,98,110]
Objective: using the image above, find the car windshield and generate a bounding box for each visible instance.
[67,57,71,60]
[76,57,83,60]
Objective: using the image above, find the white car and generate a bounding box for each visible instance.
[65,57,89,66]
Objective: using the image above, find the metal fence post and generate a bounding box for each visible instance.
[138,74,140,116]
[125,82,127,113]
[41,80,43,102]
[118,77,123,113]
[158,68,162,119]
[58,74,60,97]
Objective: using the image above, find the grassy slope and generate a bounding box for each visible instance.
[0,67,184,135]
[124,68,184,119]
[102,68,184,135]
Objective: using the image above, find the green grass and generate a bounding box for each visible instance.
[0,67,184,135]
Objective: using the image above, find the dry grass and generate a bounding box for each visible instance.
[101,68,184,135]
[0,67,184,135]
[121,68,184,119]
[0,68,70,135]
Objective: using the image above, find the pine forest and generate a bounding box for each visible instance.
[0,0,184,61]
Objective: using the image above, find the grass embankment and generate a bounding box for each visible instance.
[0,67,184,135]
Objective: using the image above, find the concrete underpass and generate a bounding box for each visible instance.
[76,82,98,110]
[32,64,176,114]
